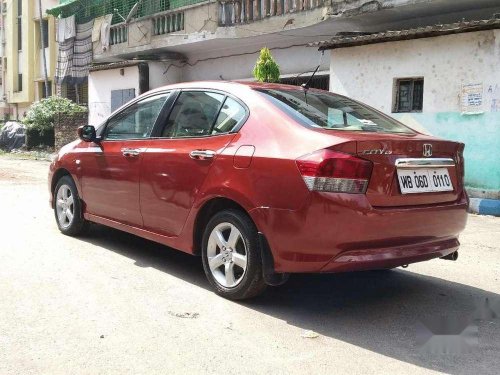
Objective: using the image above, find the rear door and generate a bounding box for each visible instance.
[140,90,247,237]
[80,92,170,226]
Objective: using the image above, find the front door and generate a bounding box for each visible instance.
[140,90,248,237]
[80,92,170,227]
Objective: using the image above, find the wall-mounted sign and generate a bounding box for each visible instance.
[461,83,484,115]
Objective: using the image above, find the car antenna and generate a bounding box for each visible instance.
[301,50,324,90]
[301,65,320,91]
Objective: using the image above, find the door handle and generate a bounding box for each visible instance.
[189,150,216,160]
[121,148,141,157]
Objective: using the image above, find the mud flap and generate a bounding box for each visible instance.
[258,232,289,286]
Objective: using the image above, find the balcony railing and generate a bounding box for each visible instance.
[152,10,185,36]
[110,24,128,46]
[108,10,185,47]
[218,0,325,26]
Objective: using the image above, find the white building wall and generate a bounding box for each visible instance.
[329,29,500,114]
[88,62,183,125]
[180,45,329,82]
[328,29,500,191]
[89,46,329,124]
[148,61,182,88]
[88,65,140,125]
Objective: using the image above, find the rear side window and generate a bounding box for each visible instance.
[162,91,225,138]
[212,97,246,134]
[258,89,414,134]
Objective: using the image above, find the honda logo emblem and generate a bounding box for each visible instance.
[423,144,433,157]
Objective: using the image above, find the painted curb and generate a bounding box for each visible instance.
[468,198,500,217]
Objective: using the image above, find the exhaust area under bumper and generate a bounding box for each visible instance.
[319,238,460,272]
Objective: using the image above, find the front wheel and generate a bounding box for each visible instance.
[54,175,89,236]
[201,209,266,300]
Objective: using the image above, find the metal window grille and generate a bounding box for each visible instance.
[61,82,89,105]
[48,0,206,25]
[394,78,424,113]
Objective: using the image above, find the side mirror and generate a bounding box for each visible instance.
[78,125,97,143]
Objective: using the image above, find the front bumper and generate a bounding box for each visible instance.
[250,191,468,273]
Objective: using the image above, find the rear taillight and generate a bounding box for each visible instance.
[296,149,373,194]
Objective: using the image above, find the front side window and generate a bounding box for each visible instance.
[104,93,169,140]
[162,91,225,138]
[258,88,415,134]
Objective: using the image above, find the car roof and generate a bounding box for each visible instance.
[146,80,322,95]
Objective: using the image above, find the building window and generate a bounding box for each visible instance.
[40,81,52,98]
[17,20,22,50]
[42,19,49,48]
[18,74,22,91]
[17,0,22,50]
[394,78,424,113]
[111,88,136,112]
[61,82,88,105]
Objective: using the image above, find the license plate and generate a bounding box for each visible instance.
[397,168,453,194]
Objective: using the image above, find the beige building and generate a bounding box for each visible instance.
[1,0,58,120]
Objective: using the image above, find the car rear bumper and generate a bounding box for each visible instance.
[250,191,468,273]
[320,237,459,272]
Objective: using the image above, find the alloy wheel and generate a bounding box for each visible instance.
[56,184,75,229]
[206,222,248,288]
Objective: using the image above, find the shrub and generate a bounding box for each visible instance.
[253,47,280,83]
[23,96,87,135]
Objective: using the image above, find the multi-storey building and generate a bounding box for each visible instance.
[2,0,58,120]
[0,1,7,119]
[46,0,500,124]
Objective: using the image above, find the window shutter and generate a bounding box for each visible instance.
[111,89,136,112]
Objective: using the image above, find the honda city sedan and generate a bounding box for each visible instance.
[49,81,468,299]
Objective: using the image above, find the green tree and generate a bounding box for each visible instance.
[253,47,280,83]
[23,96,87,135]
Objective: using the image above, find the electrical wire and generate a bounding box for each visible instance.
[162,42,312,76]
[230,24,337,39]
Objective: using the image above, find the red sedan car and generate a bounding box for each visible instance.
[49,81,468,299]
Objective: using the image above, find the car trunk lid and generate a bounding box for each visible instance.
[315,131,465,207]
[349,136,464,207]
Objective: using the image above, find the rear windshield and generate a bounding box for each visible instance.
[257,88,415,134]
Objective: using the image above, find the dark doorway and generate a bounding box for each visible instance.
[280,74,330,91]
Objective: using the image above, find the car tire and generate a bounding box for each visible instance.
[54,175,89,236]
[201,209,267,300]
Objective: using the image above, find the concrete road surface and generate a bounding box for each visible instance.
[0,157,499,375]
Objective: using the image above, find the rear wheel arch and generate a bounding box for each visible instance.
[193,196,287,287]
[193,197,253,256]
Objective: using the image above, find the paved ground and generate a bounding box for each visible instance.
[0,157,499,375]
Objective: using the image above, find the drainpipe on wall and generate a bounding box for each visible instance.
[138,62,149,94]
[0,0,3,102]
[38,0,50,98]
